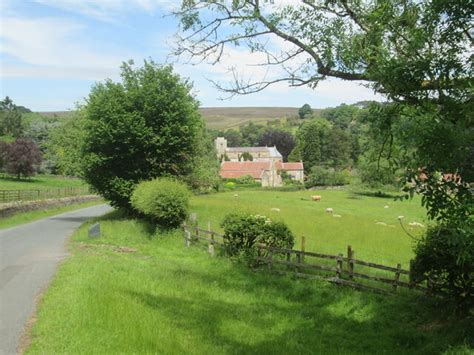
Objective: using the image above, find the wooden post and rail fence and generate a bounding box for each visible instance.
[182,221,429,295]
[0,186,91,203]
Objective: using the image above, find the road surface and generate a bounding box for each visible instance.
[0,204,112,355]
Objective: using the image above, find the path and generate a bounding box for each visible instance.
[0,204,112,355]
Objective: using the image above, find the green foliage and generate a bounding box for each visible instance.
[2,139,42,179]
[221,213,295,260]
[306,166,350,187]
[257,128,295,162]
[298,103,313,119]
[401,171,473,225]
[321,104,359,130]
[411,224,473,313]
[131,178,190,229]
[81,60,202,210]
[287,145,301,162]
[236,175,255,184]
[0,96,24,138]
[46,112,85,176]
[296,119,331,172]
[240,152,253,161]
[223,129,243,146]
[26,214,474,354]
[184,129,220,193]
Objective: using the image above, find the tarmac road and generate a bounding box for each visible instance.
[0,204,112,355]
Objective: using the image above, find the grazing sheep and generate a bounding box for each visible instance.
[409,222,425,228]
[384,205,390,209]
[333,214,342,218]
[311,195,322,201]
[325,208,333,213]
[234,194,239,197]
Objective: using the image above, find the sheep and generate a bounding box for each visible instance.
[384,205,390,209]
[333,214,342,218]
[325,208,333,213]
[270,208,281,212]
[409,222,425,228]
[234,194,239,197]
[311,195,322,201]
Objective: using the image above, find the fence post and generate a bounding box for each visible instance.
[347,245,354,280]
[207,221,215,257]
[268,249,273,271]
[296,251,301,273]
[393,263,401,292]
[286,251,291,271]
[336,253,343,280]
[301,236,306,263]
[408,259,415,289]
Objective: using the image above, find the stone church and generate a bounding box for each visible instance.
[215,137,304,187]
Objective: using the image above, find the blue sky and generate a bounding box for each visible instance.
[0,0,383,111]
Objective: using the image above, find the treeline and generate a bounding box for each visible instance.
[210,101,400,188]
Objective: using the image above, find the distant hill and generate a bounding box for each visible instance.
[38,107,319,130]
[199,107,307,130]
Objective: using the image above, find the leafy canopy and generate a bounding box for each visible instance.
[81,60,203,210]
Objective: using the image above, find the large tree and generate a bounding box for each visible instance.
[3,139,42,179]
[258,128,295,162]
[175,0,473,217]
[0,97,24,138]
[175,0,473,308]
[81,61,203,210]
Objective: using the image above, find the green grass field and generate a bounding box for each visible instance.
[190,189,427,268]
[0,175,86,190]
[25,210,472,354]
[38,107,319,130]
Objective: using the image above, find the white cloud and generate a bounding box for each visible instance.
[0,16,132,80]
[32,0,178,22]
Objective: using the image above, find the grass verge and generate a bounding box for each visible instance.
[26,212,473,354]
[0,175,86,190]
[0,200,104,229]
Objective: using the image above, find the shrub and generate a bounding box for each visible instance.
[410,223,473,313]
[221,213,295,261]
[131,178,190,229]
[236,175,255,184]
[306,166,350,187]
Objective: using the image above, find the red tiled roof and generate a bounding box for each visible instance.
[220,161,271,179]
[276,162,304,170]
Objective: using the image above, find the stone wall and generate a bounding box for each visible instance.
[0,195,101,219]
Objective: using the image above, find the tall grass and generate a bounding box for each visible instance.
[26,212,472,354]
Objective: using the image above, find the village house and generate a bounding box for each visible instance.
[215,137,304,187]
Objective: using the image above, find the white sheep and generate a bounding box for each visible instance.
[270,208,281,212]
[409,222,425,228]
[325,208,333,213]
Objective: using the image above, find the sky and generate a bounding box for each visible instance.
[0,0,384,112]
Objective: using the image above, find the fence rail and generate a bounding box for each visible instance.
[0,187,91,203]
[182,222,428,295]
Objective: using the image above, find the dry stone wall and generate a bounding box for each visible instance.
[0,195,101,218]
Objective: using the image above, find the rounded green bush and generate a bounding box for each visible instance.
[221,213,295,261]
[131,178,190,229]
